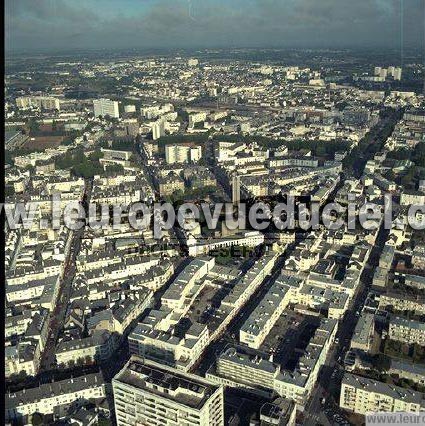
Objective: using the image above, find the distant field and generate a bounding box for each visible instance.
[22,135,64,150]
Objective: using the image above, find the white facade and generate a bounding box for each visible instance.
[165,144,202,164]
[389,317,425,346]
[5,373,106,420]
[188,58,199,67]
[113,356,224,426]
[152,119,165,140]
[124,104,136,113]
[93,98,120,118]
[16,96,60,110]
[340,373,425,415]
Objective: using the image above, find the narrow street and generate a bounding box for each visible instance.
[39,179,92,372]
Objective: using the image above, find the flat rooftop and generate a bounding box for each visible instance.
[114,356,220,410]
[342,373,425,406]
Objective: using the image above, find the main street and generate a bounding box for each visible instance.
[302,110,398,426]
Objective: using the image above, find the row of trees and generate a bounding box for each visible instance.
[387,143,425,168]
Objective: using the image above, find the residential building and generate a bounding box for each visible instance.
[165,144,202,164]
[5,373,106,420]
[16,96,60,110]
[93,98,119,119]
[388,317,425,346]
[340,373,425,414]
[112,356,224,426]
[152,119,165,140]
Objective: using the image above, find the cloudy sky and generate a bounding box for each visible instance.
[5,0,425,52]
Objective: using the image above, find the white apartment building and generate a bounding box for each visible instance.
[5,342,40,378]
[124,104,136,113]
[188,111,207,127]
[390,360,425,386]
[141,103,173,119]
[5,373,106,420]
[400,191,425,206]
[93,98,120,119]
[388,317,425,346]
[239,275,302,349]
[379,293,425,314]
[152,119,165,140]
[187,231,264,257]
[208,318,337,409]
[161,257,215,311]
[340,373,425,415]
[55,330,119,367]
[165,144,202,164]
[16,96,60,110]
[129,317,210,372]
[113,356,224,426]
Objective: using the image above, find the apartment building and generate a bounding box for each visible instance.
[400,191,425,206]
[165,144,202,164]
[239,275,302,349]
[389,360,425,387]
[128,258,215,371]
[208,318,337,408]
[188,111,207,127]
[93,98,119,119]
[187,231,265,257]
[378,293,425,314]
[16,96,60,110]
[5,341,40,378]
[340,373,425,415]
[55,330,119,367]
[388,317,425,346]
[158,172,185,197]
[152,119,165,140]
[5,373,106,420]
[113,356,224,426]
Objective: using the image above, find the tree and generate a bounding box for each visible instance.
[105,164,124,176]
[5,150,14,165]
[373,354,391,372]
[387,149,410,161]
[15,370,28,382]
[31,412,44,426]
[413,143,425,168]
[28,118,40,134]
[401,166,416,187]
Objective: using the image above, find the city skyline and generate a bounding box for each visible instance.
[4,3,425,426]
[5,0,425,52]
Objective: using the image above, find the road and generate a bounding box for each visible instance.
[349,108,402,179]
[39,179,92,371]
[302,111,398,426]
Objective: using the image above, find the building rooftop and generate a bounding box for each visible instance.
[5,373,105,408]
[342,373,425,406]
[114,356,219,410]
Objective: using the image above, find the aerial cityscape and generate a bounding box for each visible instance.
[4,1,425,425]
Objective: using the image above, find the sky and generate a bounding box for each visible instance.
[5,0,425,52]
